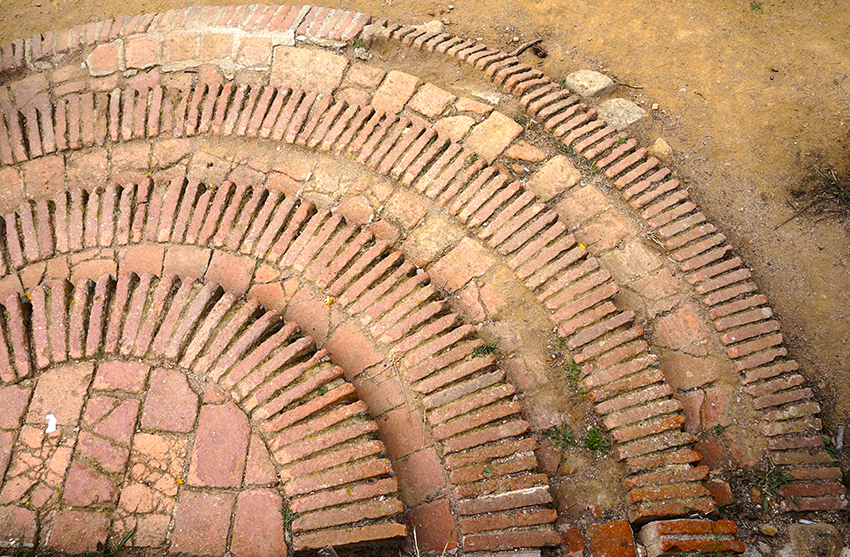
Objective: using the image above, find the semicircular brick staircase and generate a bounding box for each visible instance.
[0,3,845,557]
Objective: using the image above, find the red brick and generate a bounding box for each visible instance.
[393,448,446,506]
[587,520,636,557]
[44,510,109,553]
[462,530,562,552]
[188,402,249,488]
[289,476,397,513]
[459,508,557,534]
[456,484,551,515]
[170,491,235,555]
[779,496,847,512]
[140,367,199,433]
[292,522,407,551]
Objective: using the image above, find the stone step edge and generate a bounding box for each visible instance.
[0,60,711,520]
[2,271,407,550]
[377,19,844,506]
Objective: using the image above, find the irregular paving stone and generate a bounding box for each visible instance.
[244,433,277,485]
[271,46,348,92]
[0,385,31,428]
[170,490,235,555]
[406,498,459,552]
[464,111,524,163]
[371,70,421,114]
[27,363,94,427]
[597,98,647,131]
[0,504,37,546]
[231,489,287,557]
[429,237,496,292]
[564,69,615,97]
[43,510,109,553]
[784,524,843,557]
[187,402,250,488]
[141,368,199,433]
[587,520,636,557]
[92,360,149,393]
[408,82,457,118]
[62,460,118,505]
[525,155,581,202]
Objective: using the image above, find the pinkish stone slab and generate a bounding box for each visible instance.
[187,402,249,488]
[141,368,199,433]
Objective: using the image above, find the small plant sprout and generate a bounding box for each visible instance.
[544,422,578,450]
[751,1,763,12]
[751,467,792,513]
[581,426,611,458]
[317,385,329,396]
[352,38,365,48]
[472,341,498,357]
[281,506,302,531]
[822,436,838,459]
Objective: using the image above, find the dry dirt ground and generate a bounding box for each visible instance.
[1,0,848,455]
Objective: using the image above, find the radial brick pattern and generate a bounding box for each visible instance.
[0,274,406,552]
[0,2,845,556]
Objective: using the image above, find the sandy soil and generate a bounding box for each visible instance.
[1,0,848,430]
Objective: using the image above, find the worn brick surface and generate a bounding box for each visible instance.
[188,402,250,487]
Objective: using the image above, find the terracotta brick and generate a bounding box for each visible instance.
[141,367,199,433]
[0,505,37,546]
[406,499,459,552]
[463,530,562,552]
[44,510,109,553]
[231,489,287,557]
[170,490,235,555]
[465,111,524,163]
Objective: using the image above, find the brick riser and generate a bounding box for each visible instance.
[0,61,712,522]
[0,0,840,532]
[0,273,407,550]
[0,5,711,525]
[0,177,560,552]
[375,21,846,514]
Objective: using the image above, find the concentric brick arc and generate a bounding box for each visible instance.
[0,273,406,551]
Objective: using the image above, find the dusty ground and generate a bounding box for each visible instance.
[1,0,848,434]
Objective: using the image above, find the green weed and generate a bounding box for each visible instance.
[823,437,838,459]
[353,38,365,48]
[472,341,498,357]
[581,426,610,458]
[544,423,578,450]
[281,506,302,531]
[751,467,792,513]
[317,385,329,396]
[751,1,763,12]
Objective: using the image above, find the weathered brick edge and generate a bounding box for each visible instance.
[0,4,369,76]
[375,20,847,514]
[638,519,745,557]
[0,272,407,551]
[0,56,717,524]
[0,177,560,553]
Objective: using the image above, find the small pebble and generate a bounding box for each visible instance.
[760,524,778,537]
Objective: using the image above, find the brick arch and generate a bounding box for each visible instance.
[0,61,719,524]
[0,179,563,553]
[0,11,842,519]
[0,272,406,552]
[0,1,842,548]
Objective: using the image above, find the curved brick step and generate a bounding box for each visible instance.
[0,272,406,552]
[1,0,835,529]
[374,21,845,513]
[0,54,717,522]
[0,176,561,552]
